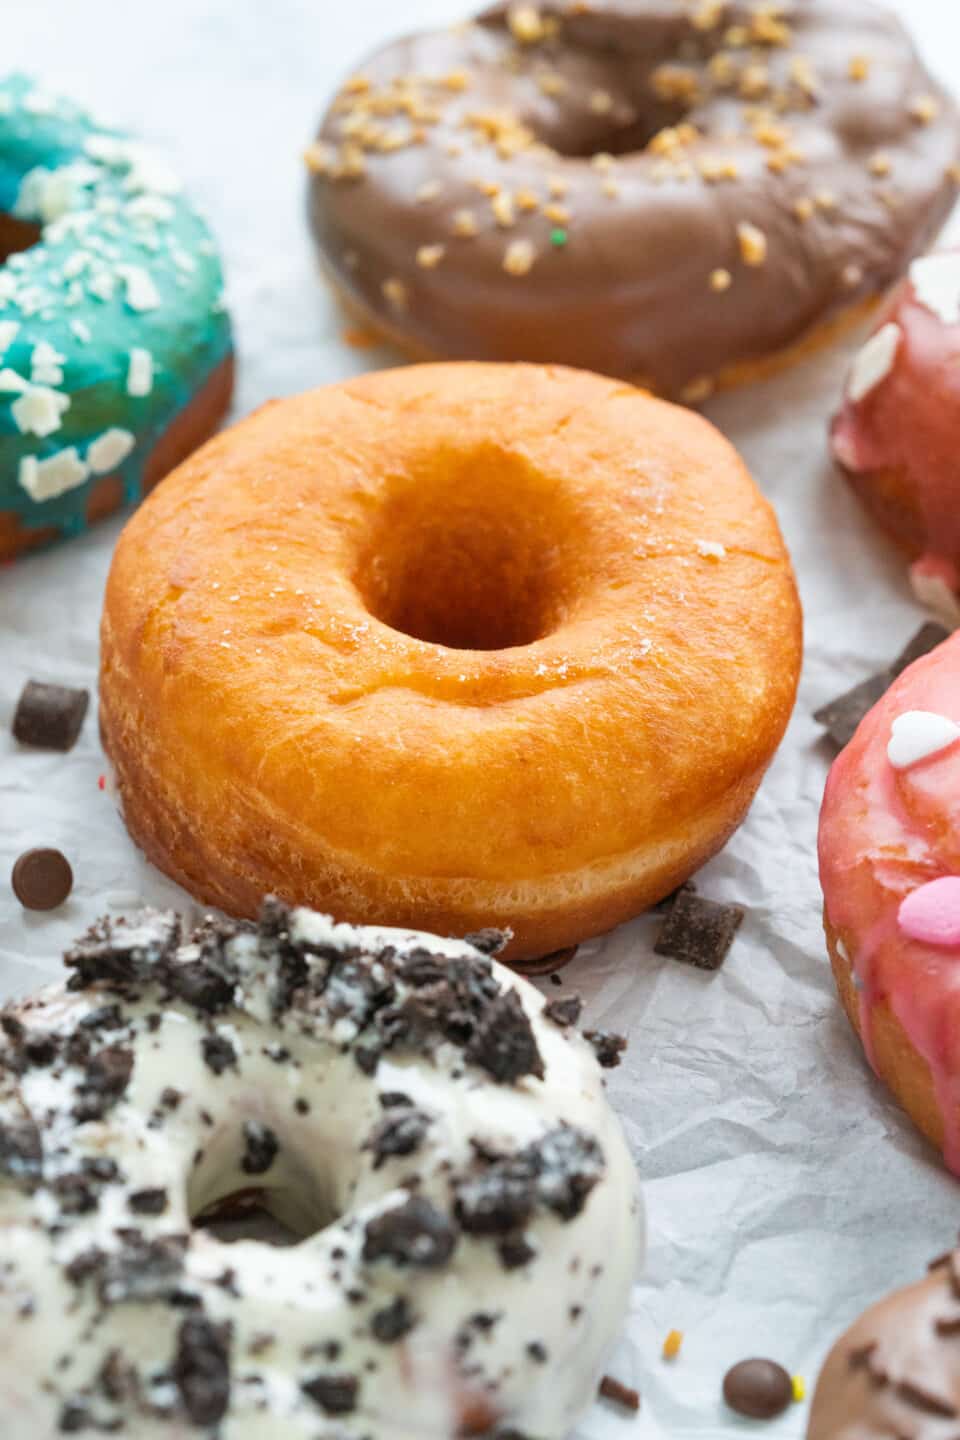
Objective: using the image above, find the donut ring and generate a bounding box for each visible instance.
[100,362,802,959]
[808,1247,960,1438]
[307,0,960,398]
[832,251,960,627]
[818,630,960,1172]
[0,75,233,560]
[0,902,640,1438]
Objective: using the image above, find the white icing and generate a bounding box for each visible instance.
[887,710,960,769]
[17,445,89,501]
[846,322,901,403]
[0,908,641,1439]
[87,427,136,474]
[910,253,960,326]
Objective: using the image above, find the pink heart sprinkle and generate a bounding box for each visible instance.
[899,877,960,948]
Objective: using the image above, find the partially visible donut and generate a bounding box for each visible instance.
[307,0,960,398]
[0,75,233,560]
[99,361,802,959]
[832,250,960,628]
[808,1247,960,1439]
[818,629,960,1171]
[0,901,640,1438]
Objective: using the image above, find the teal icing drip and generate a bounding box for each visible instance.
[0,73,232,548]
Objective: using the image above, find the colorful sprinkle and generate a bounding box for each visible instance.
[899,876,960,948]
[550,227,569,248]
[792,1375,806,1403]
[662,1329,684,1360]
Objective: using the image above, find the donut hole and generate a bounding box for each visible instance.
[189,1145,338,1247]
[355,442,580,651]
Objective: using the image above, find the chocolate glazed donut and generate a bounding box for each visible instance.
[307,0,960,399]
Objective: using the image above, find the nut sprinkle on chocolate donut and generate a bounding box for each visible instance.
[307,0,960,397]
[0,902,641,1439]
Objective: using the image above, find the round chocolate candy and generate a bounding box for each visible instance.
[723,1358,793,1420]
[12,848,74,911]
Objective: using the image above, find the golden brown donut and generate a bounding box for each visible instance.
[808,1247,960,1439]
[100,362,802,959]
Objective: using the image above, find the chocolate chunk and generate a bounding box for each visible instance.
[362,1195,458,1268]
[301,1374,358,1415]
[202,1033,237,1075]
[892,621,951,675]
[654,889,744,971]
[169,959,235,1015]
[599,1375,641,1412]
[73,1046,134,1122]
[463,928,509,955]
[173,1314,231,1426]
[12,680,89,751]
[543,994,583,1028]
[371,1296,416,1343]
[364,1109,431,1169]
[466,989,544,1084]
[723,1358,793,1419]
[11,848,73,911]
[65,911,180,990]
[583,1029,627,1068]
[0,1114,42,1184]
[813,672,891,751]
[814,622,951,749]
[128,1187,169,1215]
[241,1121,279,1175]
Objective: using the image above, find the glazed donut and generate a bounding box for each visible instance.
[306,0,960,399]
[808,1246,960,1438]
[0,901,640,1439]
[99,361,802,959]
[832,250,960,627]
[0,74,233,561]
[818,628,960,1171]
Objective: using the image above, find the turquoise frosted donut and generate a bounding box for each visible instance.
[0,74,233,559]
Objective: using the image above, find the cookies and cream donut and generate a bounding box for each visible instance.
[306,0,960,399]
[0,901,640,1438]
[808,1246,960,1438]
[832,250,960,628]
[99,361,802,959]
[818,628,960,1170]
[0,74,233,560]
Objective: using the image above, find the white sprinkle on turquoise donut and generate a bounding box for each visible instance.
[0,73,232,547]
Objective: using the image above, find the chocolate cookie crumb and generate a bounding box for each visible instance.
[466,989,545,1084]
[128,1187,169,1215]
[173,1313,232,1426]
[583,1030,627,1068]
[364,1109,431,1169]
[241,1121,279,1175]
[362,1195,458,1268]
[371,1296,416,1343]
[543,995,583,1028]
[202,1034,238,1075]
[301,1373,358,1414]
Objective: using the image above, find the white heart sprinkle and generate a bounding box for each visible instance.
[887,710,960,769]
[846,322,901,403]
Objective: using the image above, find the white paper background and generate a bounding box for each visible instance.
[1,2,959,1435]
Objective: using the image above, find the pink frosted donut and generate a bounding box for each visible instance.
[818,629,960,1171]
[832,251,960,626]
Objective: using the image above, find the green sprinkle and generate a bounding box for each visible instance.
[550,227,569,248]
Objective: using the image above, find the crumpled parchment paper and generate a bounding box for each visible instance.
[2,1,959,1435]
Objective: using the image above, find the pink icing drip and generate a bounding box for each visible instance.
[819,632,960,1171]
[832,256,960,570]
